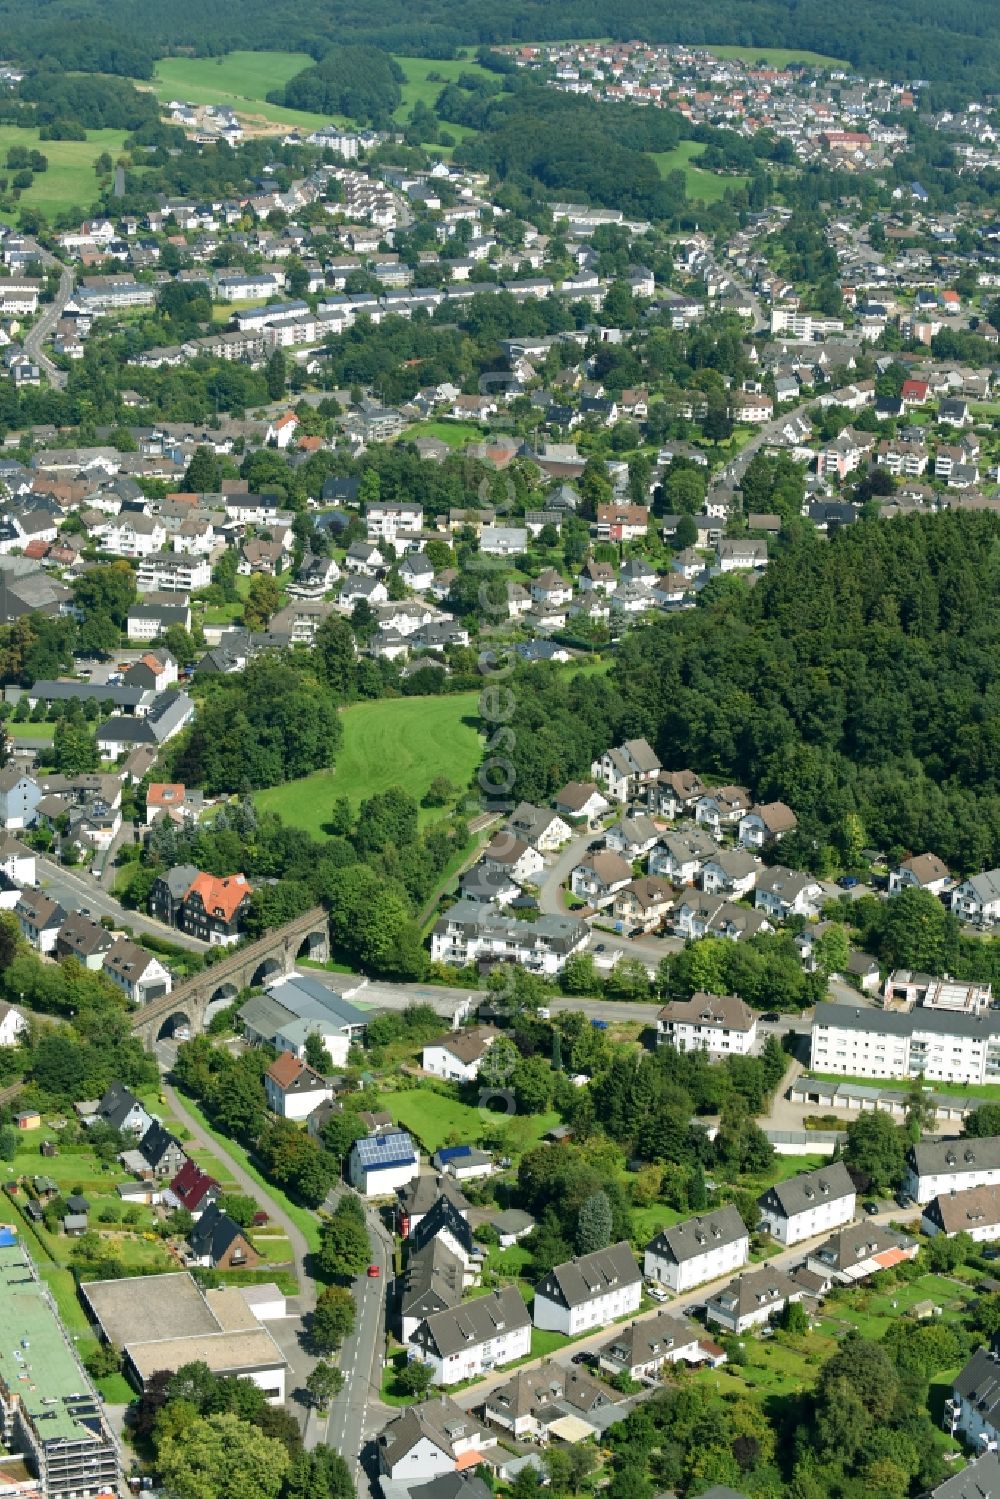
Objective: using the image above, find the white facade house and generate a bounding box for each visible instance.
[888,853,951,896]
[643,1206,749,1292]
[657,991,757,1056]
[705,1268,803,1334]
[738,802,797,848]
[349,1130,419,1198]
[408,1287,531,1386]
[480,834,544,887]
[598,1312,725,1381]
[430,899,588,975]
[755,866,826,921]
[0,771,40,830]
[905,1136,1000,1205]
[949,1349,1000,1452]
[0,834,35,888]
[102,939,172,1004]
[952,870,1000,928]
[922,1183,1000,1240]
[757,1161,856,1245]
[533,1242,642,1337]
[377,1399,492,1482]
[421,1027,498,1084]
[591,738,661,803]
[263,1052,333,1121]
[0,1001,28,1047]
[810,1000,1000,1087]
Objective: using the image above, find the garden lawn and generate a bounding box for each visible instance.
[172,1089,320,1255]
[705,44,849,67]
[255,692,483,833]
[147,53,335,131]
[8,722,55,741]
[402,419,485,447]
[0,126,130,217]
[380,1088,559,1154]
[651,141,748,203]
[630,1202,688,1243]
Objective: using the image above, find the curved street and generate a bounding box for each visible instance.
[24,256,72,389]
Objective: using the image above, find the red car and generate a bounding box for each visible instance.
[367,1264,380,1278]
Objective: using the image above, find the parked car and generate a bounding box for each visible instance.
[761,1012,781,1023]
[838,874,860,889]
[863,1201,879,1216]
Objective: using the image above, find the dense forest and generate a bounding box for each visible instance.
[499,511,1000,875]
[267,47,403,125]
[1,0,999,100]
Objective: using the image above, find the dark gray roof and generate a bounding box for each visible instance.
[397,1176,470,1221]
[908,1135,1000,1180]
[645,1206,748,1266]
[186,1202,246,1263]
[412,1286,530,1357]
[535,1241,641,1310]
[928,1451,1000,1499]
[377,1396,475,1468]
[815,999,1000,1042]
[758,1160,855,1219]
[410,1196,475,1260]
[600,1309,702,1367]
[398,1238,464,1324]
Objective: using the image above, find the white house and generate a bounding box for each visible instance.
[656,992,758,1057]
[950,1350,1000,1452]
[809,1000,1000,1088]
[267,413,299,449]
[643,1205,749,1292]
[591,739,661,803]
[553,782,610,824]
[0,834,35,888]
[757,1161,856,1245]
[421,1027,498,1084]
[533,1242,642,1336]
[263,1051,333,1121]
[377,1398,493,1483]
[922,1183,1000,1241]
[0,1001,28,1047]
[570,849,633,906]
[598,1311,725,1381]
[905,1136,1000,1205]
[408,1286,531,1385]
[738,802,797,849]
[349,1130,419,1198]
[705,1268,803,1334]
[888,853,951,896]
[480,834,544,887]
[755,866,826,921]
[695,786,751,835]
[102,939,172,1004]
[505,803,573,853]
[0,770,40,830]
[952,870,1000,928]
[701,848,759,899]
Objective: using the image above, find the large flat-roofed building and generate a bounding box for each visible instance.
[81,1271,288,1402]
[0,1232,119,1499]
[810,999,1000,1086]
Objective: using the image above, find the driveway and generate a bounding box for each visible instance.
[537,832,682,974]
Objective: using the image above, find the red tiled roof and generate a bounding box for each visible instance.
[186,872,250,921]
[266,1050,305,1089]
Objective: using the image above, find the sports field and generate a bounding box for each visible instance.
[652,140,748,203]
[254,692,483,833]
[0,126,129,217]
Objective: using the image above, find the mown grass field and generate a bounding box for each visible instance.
[651,140,748,203]
[148,52,335,131]
[380,1088,560,1154]
[0,126,130,217]
[255,692,483,833]
[403,418,486,447]
[705,44,849,68]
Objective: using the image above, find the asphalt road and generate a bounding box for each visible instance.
[24,260,72,389]
[322,1208,393,1492]
[35,851,210,952]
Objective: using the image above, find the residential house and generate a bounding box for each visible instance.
[604,815,660,860]
[922,1184,1000,1241]
[889,853,951,896]
[533,1242,642,1336]
[149,864,200,926]
[163,1161,221,1219]
[349,1130,419,1198]
[701,847,759,899]
[103,939,171,1005]
[905,1136,1000,1205]
[755,866,826,921]
[377,1397,491,1483]
[705,1268,803,1334]
[657,990,758,1057]
[738,802,797,849]
[947,1345,1000,1452]
[480,834,544,888]
[553,782,609,823]
[482,1365,614,1442]
[0,1001,27,1047]
[135,1121,187,1180]
[264,1052,333,1121]
[716,539,767,572]
[650,830,721,886]
[0,768,40,829]
[648,768,705,821]
[421,1028,498,1084]
[408,1286,531,1386]
[952,871,1000,928]
[598,1312,725,1381]
[570,849,633,907]
[695,787,752,836]
[644,1205,750,1292]
[591,738,661,804]
[757,1161,856,1244]
[92,1081,153,1137]
[805,1225,918,1281]
[505,803,572,852]
[180,872,252,945]
[612,876,673,934]
[55,913,113,970]
[186,1203,260,1269]
[16,892,66,953]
